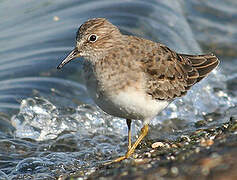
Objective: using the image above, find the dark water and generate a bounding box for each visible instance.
[0,0,236,179]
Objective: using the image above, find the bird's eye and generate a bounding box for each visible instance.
[88,34,98,42]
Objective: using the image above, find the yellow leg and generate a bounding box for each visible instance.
[126,119,132,150]
[105,124,149,165]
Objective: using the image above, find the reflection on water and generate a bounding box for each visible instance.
[0,0,237,178]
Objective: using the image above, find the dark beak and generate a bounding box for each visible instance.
[57,48,80,69]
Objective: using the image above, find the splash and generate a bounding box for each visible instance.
[11,97,134,141]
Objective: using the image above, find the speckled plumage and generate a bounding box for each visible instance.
[57,18,219,163]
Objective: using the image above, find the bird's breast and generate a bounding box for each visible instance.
[83,61,170,121]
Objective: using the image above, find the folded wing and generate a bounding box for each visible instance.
[144,45,219,100]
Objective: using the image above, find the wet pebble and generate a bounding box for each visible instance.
[171,144,178,148]
[195,147,200,153]
[180,135,191,142]
[170,166,179,176]
[151,142,165,149]
[200,138,214,147]
[167,155,175,160]
[145,152,151,158]
[133,158,150,165]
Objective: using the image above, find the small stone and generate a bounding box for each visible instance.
[151,142,165,149]
[133,158,149,165]
[150,149,155,153]
[195,147,200,153]
[180,135,191,142]
[200,138,214,147]
[145,152,151,158]
[170,166,179,176]
[222,124,229,129]
[170,155,175,160]
[58,175,65,180]
[171,144,178,148]
[165,143,171,148]
[210,135,216,140]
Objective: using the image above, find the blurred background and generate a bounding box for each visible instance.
[0,0,236,179]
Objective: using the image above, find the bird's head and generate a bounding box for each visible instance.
[57,18,122,69]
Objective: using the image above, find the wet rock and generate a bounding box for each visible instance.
[170,166,179,176]
[82,118,237,180]
[200,138,214,147]
[133,158,150,165]
[151,142,165,149]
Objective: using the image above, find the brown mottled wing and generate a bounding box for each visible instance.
[144,45,219,100]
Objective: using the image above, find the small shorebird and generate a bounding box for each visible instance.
[57,18,219,163]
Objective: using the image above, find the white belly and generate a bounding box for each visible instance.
[85,77,170,123]
[83,62,170,123]
[94,87,170,123]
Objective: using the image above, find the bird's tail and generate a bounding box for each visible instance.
[179,53,219,87]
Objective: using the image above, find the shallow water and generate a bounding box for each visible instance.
[0,0,237,179]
